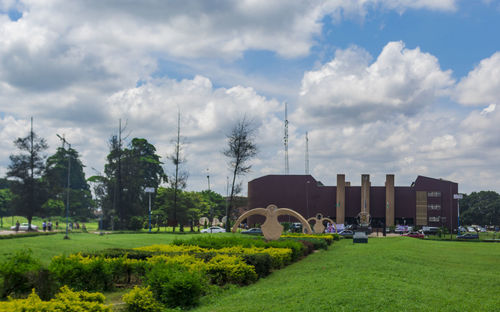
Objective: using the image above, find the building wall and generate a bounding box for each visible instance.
[246,174,458,230]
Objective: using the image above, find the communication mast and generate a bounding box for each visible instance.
[305,131,309,175]
[284,102,289,175]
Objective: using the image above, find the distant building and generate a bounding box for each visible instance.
[246,174,458,230]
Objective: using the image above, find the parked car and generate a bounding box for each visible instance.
[467,226,477,233]
[241,228,263,235]
[290,222,302,232]
[475,226,487,232]
[200,226,226,233]
[402,232,424,239]
[10,223,39,231]
[422,226,440,234]
[457,233,479,239]
[339,230,354,238]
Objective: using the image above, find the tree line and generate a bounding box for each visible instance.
[0,116,257,231]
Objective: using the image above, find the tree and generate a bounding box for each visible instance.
[0,188,13,228]
[102,137,165,230]
[199,190,225,220]
[44,147,93,220]
[223,117,258,231]
[6,118,48,230]
[460,191,500,226]
[167,110,188,232]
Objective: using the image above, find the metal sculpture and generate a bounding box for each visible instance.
[307,213,337,233]
[232,204,312,240]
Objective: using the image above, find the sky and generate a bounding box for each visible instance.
[0,0,499,195]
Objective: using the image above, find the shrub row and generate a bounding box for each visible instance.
[281,233,338,245]
[0,231,58,240]
[0,286,111,312]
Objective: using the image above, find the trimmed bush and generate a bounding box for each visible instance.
[205,255,257,285]
[241,253,272,278]
[146,262,206,309]
[0,250,42,298]
[122,286,162,312]
[0,286,111,311]
[48,254,113,291]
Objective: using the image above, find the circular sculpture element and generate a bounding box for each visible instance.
[232,204,313,240]
[307,213,337,233]
[199,217,209,226]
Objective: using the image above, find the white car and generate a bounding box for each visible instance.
[10,223,39,231]
[200,226,226,233]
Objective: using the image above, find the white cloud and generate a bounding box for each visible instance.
[296,41,454,124]
[455,52,500,106]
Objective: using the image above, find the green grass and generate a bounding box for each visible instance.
[0,232,203,265]
[192,237,500,312]
[1,233,498,311]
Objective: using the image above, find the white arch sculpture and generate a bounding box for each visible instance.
[232,204,313,240]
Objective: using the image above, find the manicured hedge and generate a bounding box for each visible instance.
[0,286,112,311]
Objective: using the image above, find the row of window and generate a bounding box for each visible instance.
[429,216,447,222]
[428,204,441,210]
[427,191,441,197]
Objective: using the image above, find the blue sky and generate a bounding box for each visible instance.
[0,0,499,195]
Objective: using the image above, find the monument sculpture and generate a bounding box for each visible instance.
[307,213,336,233]
[199,217,209,227]
[232,204,312,240]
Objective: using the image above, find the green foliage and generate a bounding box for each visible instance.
[122,286,162,312]
[146,262,206,309]
[48,254,113,291]
[460,191,500,226]
[7,126,48,225]
[241,253,272,278]
[205,254,257,286]
[0,189,13,218]
[0,250,42,298]
[129,216,144,231]
[42,199,64,217]
[103,137,166,230]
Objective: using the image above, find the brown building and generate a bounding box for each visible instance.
[247,174,458,230]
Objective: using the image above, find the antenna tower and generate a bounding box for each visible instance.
[284,102,289,174]
[305,131,309,174]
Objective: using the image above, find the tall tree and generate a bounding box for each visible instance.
[460,191,500,226]
[0,188,13,228]
[7,118,48,230]
[102,137,165,230]
[167,110,188,232]
[223,117,257,232]
[44,146,93,220]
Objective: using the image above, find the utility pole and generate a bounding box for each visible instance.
[305,132,309,175]
[206,168,211,191]
[56,134,71,240]
[284,102,289,175]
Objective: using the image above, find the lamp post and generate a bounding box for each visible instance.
[56,134,71,240]
[145,187,155,233]
[454,193,463,235]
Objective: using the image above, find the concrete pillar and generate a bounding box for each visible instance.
[361,174,370,215]
[385,174,395,226]
[336,174,345,224]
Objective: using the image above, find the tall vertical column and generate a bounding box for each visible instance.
[361,174,370,215]
[336,174,345,224]
[385,174,395,226]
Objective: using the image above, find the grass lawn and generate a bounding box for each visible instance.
[1,234,498,311]
[193,237,500,312]
[0,232,202,265]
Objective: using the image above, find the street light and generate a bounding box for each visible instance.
[56,134,71,240]
[145,187,155,233]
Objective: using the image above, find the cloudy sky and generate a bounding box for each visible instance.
[1,0,499,195]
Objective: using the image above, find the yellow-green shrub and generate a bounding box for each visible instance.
[205,254,257,285]
[0,286,111,312]
[122,286,161,312]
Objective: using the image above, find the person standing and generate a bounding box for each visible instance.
[48,221,52,231]
[42,221,47,232]
[15,220,20,232]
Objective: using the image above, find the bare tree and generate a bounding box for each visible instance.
[223,117,258,232]
[167,109,188,232]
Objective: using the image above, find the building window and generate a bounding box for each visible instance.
[428,191,441,197]
[428,204,441,210]
[429,216,440,222]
